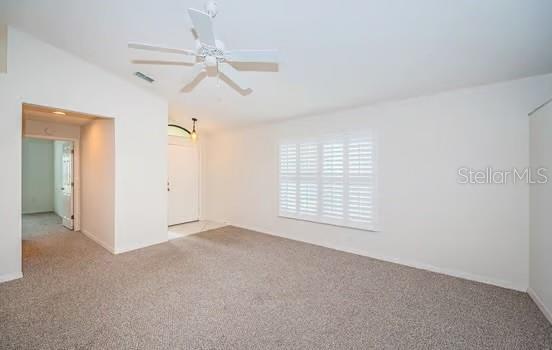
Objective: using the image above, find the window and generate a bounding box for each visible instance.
[279,132,377,231]
[168,124,191,138]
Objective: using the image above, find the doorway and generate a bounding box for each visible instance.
[21,103,115,253]
[22,137,77,239]
[166,124,224,240]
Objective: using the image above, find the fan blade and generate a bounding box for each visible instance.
[181,65,207,93]
[188,8,216,46]
[132,60,195,66]
[219,63,252,94]
[128,42,196,56]
[225,49,278,63]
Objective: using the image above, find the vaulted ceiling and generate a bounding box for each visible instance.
[1,0,552,130]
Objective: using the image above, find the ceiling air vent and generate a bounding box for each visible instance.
[134,71,154,83]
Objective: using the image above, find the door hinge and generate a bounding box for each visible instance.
[71,215,74,220]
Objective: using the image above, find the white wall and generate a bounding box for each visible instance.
[81,119,115,251]
[0,27,168,282]
[21,138,54,214]
[205,74,552,291]
[529,101,552,323]
[198,135,209,220]
[0,24,6,73]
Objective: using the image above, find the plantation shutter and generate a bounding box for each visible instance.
[279,133,377,231]
[279,144,298,213]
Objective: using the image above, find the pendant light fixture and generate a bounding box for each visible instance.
[191,118,198,141]
[167,118,198,141]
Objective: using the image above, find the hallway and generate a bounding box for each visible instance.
[22,212,71,240]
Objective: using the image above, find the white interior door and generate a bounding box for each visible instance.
[168,143,199,225]
[61,142,74,229]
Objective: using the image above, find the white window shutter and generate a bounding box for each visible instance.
[279,144,298,215]
[279,132,377,231]
[321,142,345,220]
[298,143,318,216]
[346,137,376,227]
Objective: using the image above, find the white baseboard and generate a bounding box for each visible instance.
[81,229,168,255]
[114,238,168,255]
[80,229,115,254]
[231,223,526,292]
[0,271,23,284]
[528,288,552,325]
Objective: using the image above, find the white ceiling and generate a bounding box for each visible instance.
[2,0,552,130]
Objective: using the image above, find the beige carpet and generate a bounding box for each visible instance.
[1,226,551,349]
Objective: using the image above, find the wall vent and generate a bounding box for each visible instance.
[134,71,154,83]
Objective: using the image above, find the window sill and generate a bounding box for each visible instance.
[278,214,379,232]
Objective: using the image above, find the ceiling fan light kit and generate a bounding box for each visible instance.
[128,1,278,95]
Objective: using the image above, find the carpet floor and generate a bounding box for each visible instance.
[22,212,71,239]
[1,226,551,349]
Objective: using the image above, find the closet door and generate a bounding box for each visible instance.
[168,143,199,225]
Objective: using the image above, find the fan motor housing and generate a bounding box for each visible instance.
[198,39,225,66]
[205,55,217,67]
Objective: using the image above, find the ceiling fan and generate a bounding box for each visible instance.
[128,1,278,95]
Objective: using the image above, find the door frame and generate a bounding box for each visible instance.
[22,134,81,231]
